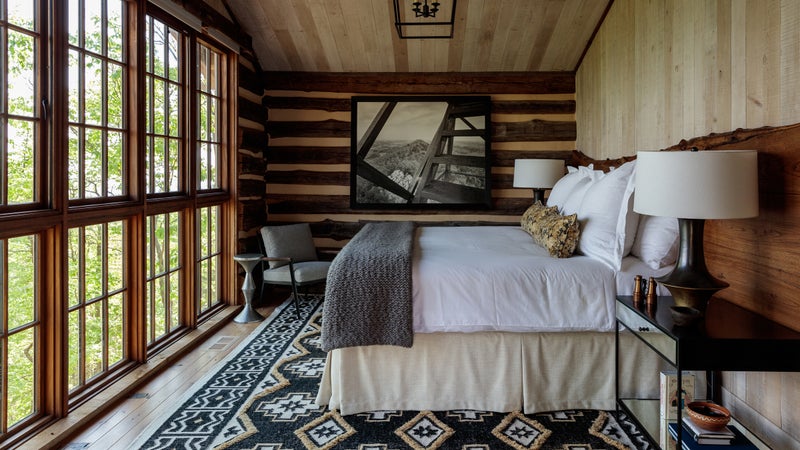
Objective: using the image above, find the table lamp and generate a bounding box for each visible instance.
[634,149,759,314]
[513,159,565,204]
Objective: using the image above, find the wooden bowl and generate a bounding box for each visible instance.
[686,401,731,431]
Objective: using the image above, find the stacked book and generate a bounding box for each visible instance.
[668,418,758,449]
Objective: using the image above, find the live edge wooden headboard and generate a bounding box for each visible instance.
[578,123,800,332]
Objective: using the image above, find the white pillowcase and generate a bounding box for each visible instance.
[576,160,638,270]
[547,166,583,210]
[631,215,679,269]
[547,165,604,215]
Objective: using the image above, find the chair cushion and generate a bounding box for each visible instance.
[261,223,318,269]
[263,261,331,284]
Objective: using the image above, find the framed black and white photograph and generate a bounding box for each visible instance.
[350,96,492,209]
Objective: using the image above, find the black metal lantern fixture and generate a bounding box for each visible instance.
[412,1,440,18]
[394,0,456,39]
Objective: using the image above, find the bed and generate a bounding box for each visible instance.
[316,160,681,415]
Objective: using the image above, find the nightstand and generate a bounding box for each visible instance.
[615,295,800,449]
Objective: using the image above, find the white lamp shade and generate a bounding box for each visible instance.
[633,150,759,219]
[513,159,565,189]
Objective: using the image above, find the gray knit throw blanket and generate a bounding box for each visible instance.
[321,221,415,352]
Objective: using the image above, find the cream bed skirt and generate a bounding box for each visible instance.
[316,330,667,415]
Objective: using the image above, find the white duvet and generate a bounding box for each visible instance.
[412,226,618,333]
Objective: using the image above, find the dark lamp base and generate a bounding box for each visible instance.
[657,218,730,314]
[659,282,727,313]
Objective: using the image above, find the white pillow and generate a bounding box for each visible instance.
[548,165,604,214]
[561,166,604,215]
[546,166,584,210]
[576,160,638,270]
[631,215,679,269]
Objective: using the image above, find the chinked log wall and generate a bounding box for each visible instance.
[237,52,269,253]
[261,72,578,249]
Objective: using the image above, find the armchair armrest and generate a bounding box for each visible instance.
[262,256,293,263]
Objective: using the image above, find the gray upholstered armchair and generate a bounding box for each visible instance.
[258,223,330,317]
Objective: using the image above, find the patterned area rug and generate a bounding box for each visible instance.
[136,297,653,449]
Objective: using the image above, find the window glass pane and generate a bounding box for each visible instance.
[84,224,103,300]
[108,130,123,196]
[84,0,103,55]
[6,235,36,329]
[7,328,36,425]
[7,0,35,29]
[84,55,103,126]
[85,300,103,380]
[107,220,124,292]
[68,50,81,123]
[68,0,80,45]
[67,310,81,390]
[84,128,103,199]
[7,30,36,117]
[68,126,82,199]
[107,0,123,62]
[6,118,36,204]
[108,293,124,365]
[108,62,124,128]
[168,28,180,82]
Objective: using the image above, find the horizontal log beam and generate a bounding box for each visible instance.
[267,119,576,142]
[266,219,522,241]
[238,127,267,153]
[239,97,266,125]
[266,194,530,215]
[263,72,575,94]
[492,120,576,142]
[267,119,350,139]
[491,150,572,167]
[266,146,350,164]
[492,100,576,114]
[264,96,351,112]
[265,170,349,185]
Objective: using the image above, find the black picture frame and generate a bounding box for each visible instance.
[350,95,492,209]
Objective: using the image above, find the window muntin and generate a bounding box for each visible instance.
[0,235,40,433]
[67,221,126,392]
[67,0,126,201]
[1,0,41,207]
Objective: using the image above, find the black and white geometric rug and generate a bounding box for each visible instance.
[135,297,653,449]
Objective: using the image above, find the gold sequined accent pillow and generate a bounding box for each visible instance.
[520,201,557,234]
[521,202,581,258]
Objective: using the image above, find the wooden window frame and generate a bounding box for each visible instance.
[0,1,239,447]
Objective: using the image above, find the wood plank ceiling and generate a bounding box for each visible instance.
[225,0,612,72]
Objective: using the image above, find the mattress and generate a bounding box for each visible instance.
[412,226,618,333]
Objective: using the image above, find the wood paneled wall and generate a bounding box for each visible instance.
[261,72,577,250]
[577,0,800,157]
[576,1,800,448]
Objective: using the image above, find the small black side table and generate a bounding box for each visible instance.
[616,295,800,449]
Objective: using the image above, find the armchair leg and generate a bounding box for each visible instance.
[290,281,301,319]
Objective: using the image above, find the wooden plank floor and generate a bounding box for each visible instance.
[64,302,279,449]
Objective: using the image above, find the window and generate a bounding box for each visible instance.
[0,1,236,445]
[68,0,126,201]
[0,235,40,433]
[1,0,42,208]
[67,222,126,394]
